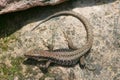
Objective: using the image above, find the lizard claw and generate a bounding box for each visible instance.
[84,63,96,71]
[37,60,51,69]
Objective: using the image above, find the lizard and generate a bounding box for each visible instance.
[24,11,93,69]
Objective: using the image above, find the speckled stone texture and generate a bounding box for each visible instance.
[0,0,120,80]
[0,0,68,14]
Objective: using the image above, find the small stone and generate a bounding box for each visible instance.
[45,77,55,80]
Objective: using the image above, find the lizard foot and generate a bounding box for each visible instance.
[84,63,96,71]
[41,38,55,51]
[79,56,96,71]
[63,31,77,50]
[37,60,51,70]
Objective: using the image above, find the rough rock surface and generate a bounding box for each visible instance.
[0,0,68,14]
[0,0,120,80]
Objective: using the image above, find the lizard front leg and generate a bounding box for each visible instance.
[41,37,55,51]
[37,38,55,69]
[37,60,52,70]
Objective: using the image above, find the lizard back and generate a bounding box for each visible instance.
[24,11,93,66]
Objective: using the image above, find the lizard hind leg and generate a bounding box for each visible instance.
[79,56,86,69]
[79,56,96,71]
[62,31,78,50]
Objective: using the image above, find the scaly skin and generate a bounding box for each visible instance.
[24,11,93,67]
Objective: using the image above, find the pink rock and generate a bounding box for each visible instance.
[0,0,68,15]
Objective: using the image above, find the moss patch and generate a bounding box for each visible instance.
[0,34,17,51]
[0,56,24,80]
